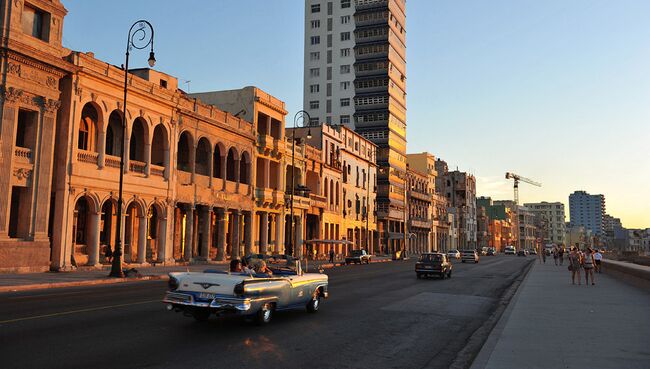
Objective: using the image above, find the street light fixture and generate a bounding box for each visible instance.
[289,110,311,260]
[109,20,156,278]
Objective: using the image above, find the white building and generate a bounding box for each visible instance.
[523,202,567,246]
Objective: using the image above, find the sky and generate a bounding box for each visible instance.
[61,0,650,228]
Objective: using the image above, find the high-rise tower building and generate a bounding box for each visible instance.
[303,0,407,253]
[569,191,606,238]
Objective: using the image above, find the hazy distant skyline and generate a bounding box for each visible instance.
[61,0,649,228]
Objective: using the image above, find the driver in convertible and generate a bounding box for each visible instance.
[255,260,274,276]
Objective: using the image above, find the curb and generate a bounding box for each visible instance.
[0,274,169,293]
[0,258,397,293]
[449,259,536,369]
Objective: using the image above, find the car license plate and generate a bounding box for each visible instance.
[199,292,216,300]
[424,266,432,269]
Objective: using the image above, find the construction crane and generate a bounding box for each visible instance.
[505,172,541,205]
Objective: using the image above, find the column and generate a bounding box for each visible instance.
[184,205,194,261]
[259,211,269,254]
[87,211,101,265]
[137,214,147,263]
[158,207,169,263]
[264,159,271,188]
[275,214,283,254]
[0,98,17,237]
[97,129,106,168]
[190,144,196,183]
[216,208,226,261]
[244,211,253,256]
[231,210,241,259]
[295,213,303,259]
[200,207,211,261]
[220,155,227,190]
[207,147,213,188]
[144,143,151,176]
[123,132,130,174]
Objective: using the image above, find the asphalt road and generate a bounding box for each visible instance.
[0,255,534,369]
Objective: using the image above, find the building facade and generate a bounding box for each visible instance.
[517,206,537,251]
[436,159,477,249]
[524,201,567,246]
[304,0,407,256]
[406,165,431,254]
[568,190,605,239]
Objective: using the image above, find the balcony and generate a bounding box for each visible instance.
[14,147,33,164]
[409,190,431,202]
[255,188,284,209]
[150,164,165,177]
[409,218,432,229]
[105,155,121,169]
[129,160,146,175]
[309,193,327,209]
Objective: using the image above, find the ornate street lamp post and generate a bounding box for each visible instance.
[289,110,311,260]
[109,20,156,278]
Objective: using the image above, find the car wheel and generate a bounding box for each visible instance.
[307,296,320,313]
[192,308,210,322]
[256,303,274,325]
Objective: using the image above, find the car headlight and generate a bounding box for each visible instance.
[168,276,179,291]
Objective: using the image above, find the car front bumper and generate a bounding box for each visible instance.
[163,291,271,313]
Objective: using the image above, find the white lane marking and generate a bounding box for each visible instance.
[0,299,159,324]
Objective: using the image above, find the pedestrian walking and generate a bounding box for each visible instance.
[583,248,596,285]
[553,246,559,266]
[542,248,547,263]
[329,247,335,264]
[558,246,565,266]
[568,246,582,285]
[594,249,603,273]
[104,244,113,263]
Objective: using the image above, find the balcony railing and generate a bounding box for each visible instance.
[129,160,146,174]
[150,164,165,177]
[105,155,121,169]
[77,150,98,164]
[14,147,33,162]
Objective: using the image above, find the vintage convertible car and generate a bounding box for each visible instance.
[162,264,328,324]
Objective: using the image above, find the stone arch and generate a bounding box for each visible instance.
[129,117,149,162]
[177,130,193,172]
[105,110,123,156]
[213,142,226,179]
[195,137,212,176]
[99,197,119,263]
[226,146,238,182]
[72,195,92,261]
[151,123,170,168]
[124,198,146,262]
[78,102,102,152]
[239,151,251,184]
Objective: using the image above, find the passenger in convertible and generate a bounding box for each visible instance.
[255,260,274,276]
[229,259,242,272]
[242,258,255,274]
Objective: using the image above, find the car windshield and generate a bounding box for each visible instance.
[419,254,442,262]
[462,250,474,254]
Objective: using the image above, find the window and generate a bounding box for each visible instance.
[309,117,320,125]
[340,32,350,41]
[310,68,320,77]
[21,4,49,41]
[311,4,321,13]
[340,65,351,74]
[310,84,320,93]
[326,83,332,96]
[341,48,350,57]
[326,100,332,113]
[341,0,351,8]
[310,52,320,61]
[341,15,350,24]
[327,34,332,47]
[340,81,350,90]
[309,100,320,110]
[327,1,333,15]
[159,79,168,88]
[340,98,350,107]
[326,116,332,124]
[311,20,320,28]
[310,36,320,45]
[340,115,350,124]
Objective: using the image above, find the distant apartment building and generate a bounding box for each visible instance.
[603,214,622,247]
[478,197,516,251]
[568,190,605,238]
[524,201,567,246]
[517,206,537,251]
[406,165,432,254]
[304,0,408,255]
[436,159,477,248]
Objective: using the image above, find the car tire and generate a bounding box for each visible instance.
[307,296,320,313]
[192,308,210,322]
[256,303,274,325]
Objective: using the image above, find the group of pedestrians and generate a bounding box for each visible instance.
[566,244,602,286]
[551,246,565,265]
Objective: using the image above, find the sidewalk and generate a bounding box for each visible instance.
[0,255,393,293]
[471,260,650,369]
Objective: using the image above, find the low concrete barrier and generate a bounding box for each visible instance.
[602,259,650,292]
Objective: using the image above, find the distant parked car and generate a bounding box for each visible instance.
[504,246,516,255]
[529,249,538,255]
[345,249,371,264]
[517,249,527,257]
[486,248,495,256]
[447,250,461,260]
[415,253,452,279]
[461,250,479,263]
